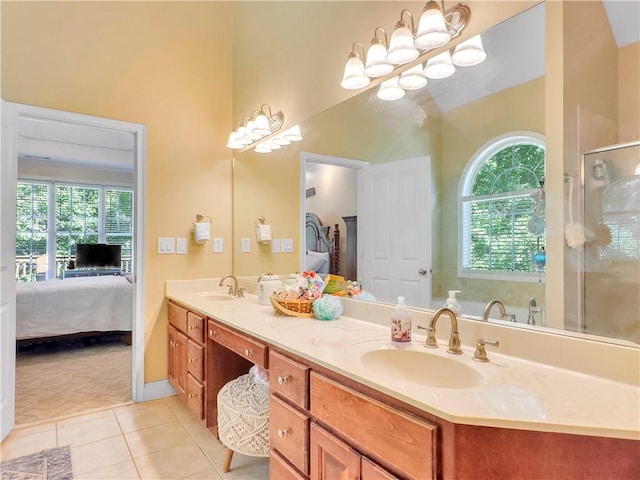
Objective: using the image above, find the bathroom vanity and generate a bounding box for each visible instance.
[166,279,639,479]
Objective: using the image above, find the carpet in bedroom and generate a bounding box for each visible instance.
[15,334,131,425]
[0,446,72,480]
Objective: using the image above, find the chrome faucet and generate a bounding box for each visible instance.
[483,299,515,322]
[219,274,244,297]
[417,307,462,355]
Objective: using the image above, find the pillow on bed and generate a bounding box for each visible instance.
[306,250,330,274]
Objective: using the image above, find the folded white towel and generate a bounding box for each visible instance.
[256,224,272,243]
[194,222,210,243]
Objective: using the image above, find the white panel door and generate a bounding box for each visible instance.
[358,156,431,307]
[1,101,17,440]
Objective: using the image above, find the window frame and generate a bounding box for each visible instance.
[457,132,546,283]
[16,177,133,281]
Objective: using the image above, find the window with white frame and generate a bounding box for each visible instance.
[16,180,133,282]
[459,133,546,281]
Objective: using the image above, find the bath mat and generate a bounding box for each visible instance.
[0,446,72,480]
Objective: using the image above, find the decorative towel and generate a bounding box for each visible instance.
[194,222,210,243]
[256,224,272,243]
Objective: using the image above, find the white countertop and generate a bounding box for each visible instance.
[166,280,640,441]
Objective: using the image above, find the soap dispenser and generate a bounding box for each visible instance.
[444,290,462,316]
[391,296,412,343]
[258,274,282,305]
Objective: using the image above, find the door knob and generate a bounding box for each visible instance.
[418,268,430,275]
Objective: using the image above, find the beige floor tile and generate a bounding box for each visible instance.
[125,421,192,458]
[0,427,57,461]
[58,414,122,447]
[56,407,117,428]
[116,403,177,434]
[183,467,224,480]
[1,421,55,441]
[164,395,194,420]
[178,415,217,445]
[71,435,132,475]
[221,454,269,480]
[114,398,166,416]
[134,442,213,479]
[75,459,140,479]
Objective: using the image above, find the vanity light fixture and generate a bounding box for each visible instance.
[451,34,487,66]
[376,76,405,101]
[364,27,394,78]
[424,50,456,79]
[283,125,303,142]
[254,125,303,154]
[339,1,473,91]
[341,42,371,90]
[386,10,420,65]
[398,63,428,90]
[226,104,284,150]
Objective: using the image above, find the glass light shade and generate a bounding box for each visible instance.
[245,120,263,141]
[377,76,405,101]
[451,35,487,67]
[253,113,271,136]
[272,133,291,146]
[226,132,245,149]
[255,142,272,153]
[398,64,428,90]
[635,162,640,175]
[364,42,394,77]
[284,125,303,141]
[424,50,456,79]
[414,2,451,50]
[386,26,419,65]
[235,125,252,145]
[341,55,370,89]
[263,140,281,150]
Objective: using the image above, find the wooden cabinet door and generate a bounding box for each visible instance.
[175,330,188,402]
[361,457,400,480]
[167,324,177,391]
[310,423,360,480]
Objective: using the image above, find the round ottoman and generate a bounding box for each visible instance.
[217,372,270,472]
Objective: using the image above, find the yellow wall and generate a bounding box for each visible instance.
[618,42,640,143]
[2,1,234,383]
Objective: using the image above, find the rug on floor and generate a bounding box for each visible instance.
[0,446,72,480]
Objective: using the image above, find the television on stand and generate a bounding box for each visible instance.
[65,243,122,278]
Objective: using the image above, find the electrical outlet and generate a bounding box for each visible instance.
[271,239,281,253]
[213,237,224,253]
[241,237,251,253]
[176,237,187,254]
[281,238,294,253]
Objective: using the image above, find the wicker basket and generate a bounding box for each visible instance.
[270,295,315,318]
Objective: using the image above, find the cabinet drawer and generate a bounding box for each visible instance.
[207,320,268,368]
[168,302,188,332]
[187,339,204,382]
[187,311,205,343]
[270,351,309,410]
[187,373,204,420]
[310,373,437,480]
[270,450,307,480]
[270,394,309,475]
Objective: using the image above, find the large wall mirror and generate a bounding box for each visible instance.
[233,1,639,345]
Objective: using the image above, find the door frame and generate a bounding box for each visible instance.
[1,101,146,438]
[299,152,369,273]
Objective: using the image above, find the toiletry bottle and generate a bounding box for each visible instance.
[444,290,462,316]
[391,296,411,343]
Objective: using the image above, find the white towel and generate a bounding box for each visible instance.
[256,224,272,243]
[194,222,210,243]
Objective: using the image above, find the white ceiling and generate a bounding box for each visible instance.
[604,0,640,47]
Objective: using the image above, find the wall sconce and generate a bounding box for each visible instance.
[254,125,304,154]
[340,1,485,101]
[226,104,284,150]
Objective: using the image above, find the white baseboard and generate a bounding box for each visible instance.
[143,380,176,401]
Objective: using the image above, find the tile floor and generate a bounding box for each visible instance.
[0,396,269,479]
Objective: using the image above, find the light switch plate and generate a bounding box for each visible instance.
[157,237,175,254]
[213,237,224,253]
[241,237,251,253]
[281,238,294,253]
[176,238,187,254]
[271,239,281,253]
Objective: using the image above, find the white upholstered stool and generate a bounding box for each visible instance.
[217,372,270,473]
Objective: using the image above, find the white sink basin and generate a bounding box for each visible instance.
[359,347,484,389]
[191,292,234,302]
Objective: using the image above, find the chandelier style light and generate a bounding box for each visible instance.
[340,1,487,101]
[226,104,303,153]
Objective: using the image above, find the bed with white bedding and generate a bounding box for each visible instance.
[16,275,133,340]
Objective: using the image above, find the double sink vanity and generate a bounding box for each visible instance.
[166,278,639,479]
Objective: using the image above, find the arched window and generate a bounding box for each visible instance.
[459,133,546,281]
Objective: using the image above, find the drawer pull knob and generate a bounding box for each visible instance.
[277,375,288,385]
[189,325,195,330]
[188,358,193,363]
[244,348,252,357]
[277,428,289,438]
[188,394,193,399]
[209,330,215,337]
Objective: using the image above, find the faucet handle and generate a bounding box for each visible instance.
[417,325,438,348]
[227,285,234,295]
[236,287,246,298]
[473,338,500,362]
